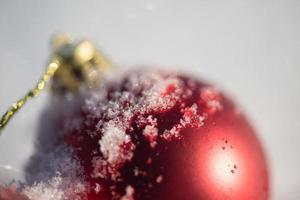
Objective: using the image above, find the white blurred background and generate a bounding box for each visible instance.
[0,1,299,199]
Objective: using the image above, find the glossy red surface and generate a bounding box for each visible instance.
[0,185,29,200]
[60,71,269,200]
[25,70,269,200]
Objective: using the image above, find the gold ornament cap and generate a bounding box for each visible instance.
[51,33,111,94]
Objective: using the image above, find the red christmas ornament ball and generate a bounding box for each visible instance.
[25,69,269,200]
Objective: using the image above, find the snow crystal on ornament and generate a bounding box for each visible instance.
[155,175,163,184]
[143,124,158,148]
[99,122,135,165]
[200,87,223,114]
[120,185,134,200]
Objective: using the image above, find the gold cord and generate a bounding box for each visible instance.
[0,59,60,134]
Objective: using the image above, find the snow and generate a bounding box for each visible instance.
[22,172,86,200]
[22,147,87,200]
[22,173,65,200]
[200,87,222,113]
[120,185,134,200]
[99,122,134,165]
